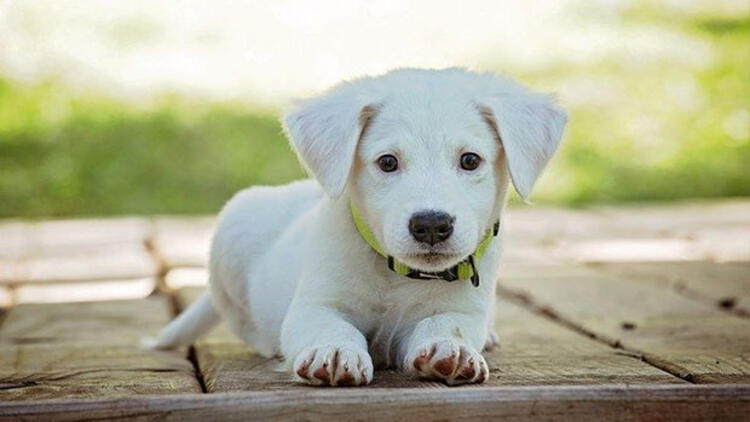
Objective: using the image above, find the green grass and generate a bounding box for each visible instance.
[0,81,304,217]
[1,4,748,217]
[523,8,750,205]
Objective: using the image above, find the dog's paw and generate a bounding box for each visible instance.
[406,338,488,385]
[293,344,373,386]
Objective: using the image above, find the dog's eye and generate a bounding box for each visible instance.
[460,152,482,171]
[377,154,399,172]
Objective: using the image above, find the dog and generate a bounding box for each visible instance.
[153,68,566,386]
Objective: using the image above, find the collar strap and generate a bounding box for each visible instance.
[350,202,499,287]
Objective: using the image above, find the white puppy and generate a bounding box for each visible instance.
[154,68,566,386]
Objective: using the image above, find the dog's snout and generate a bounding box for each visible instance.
[409,211,454,245]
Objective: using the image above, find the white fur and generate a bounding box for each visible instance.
[154,68,566,386]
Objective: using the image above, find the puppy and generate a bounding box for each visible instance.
[154,68,566,386]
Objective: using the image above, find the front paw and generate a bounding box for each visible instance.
[405,338,488,385]
[293,344,374,386]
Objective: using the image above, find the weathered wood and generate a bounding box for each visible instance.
[0,384,747,422]
[497,268,750,383]
[592,200,750,233]
[0,218,157,291]
[0,246,158,286]
[13,277,156,304]
[151,217,214,269]
[165,268,208,290]
[489,296,683,386]
[0,201,747,416]
[0,288,11,308]
[504,200,750,263]
[588,201,750,262]
[0,296,202,400]
[0,218,153,259]
[588,261,750,316]
[176,285,681,392]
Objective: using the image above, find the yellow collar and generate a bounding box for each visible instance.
[350,202,498,287]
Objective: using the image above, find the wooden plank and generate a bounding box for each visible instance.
[503,200,750,264]
[0,246,158,286]
[0,384,747,421]
[0,218,153,259]
[551,238,705,263]
[587,200,750,262]
[587,261,750,316]
[0,296,202,400]
[0,287,12,308]
[13,277,156,304]
[151,217,214,269]
[489,296,682,386]
[497,267,750,383]
[0,218,158,290]
[165,268,208,290]
[176,286,681,392]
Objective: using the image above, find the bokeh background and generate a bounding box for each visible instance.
[1,0,748,218]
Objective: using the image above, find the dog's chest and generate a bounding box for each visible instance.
[362,272,474,367]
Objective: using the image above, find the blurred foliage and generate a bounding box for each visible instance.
[0,82,304,217]
[0,3,748,217]
[527,5,750,205]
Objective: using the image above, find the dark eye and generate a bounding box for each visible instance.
[460,152,482,171]
[377,154,399,172]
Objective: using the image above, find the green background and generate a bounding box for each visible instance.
[1,4,747,218]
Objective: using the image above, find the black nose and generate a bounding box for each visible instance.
[409,211,454,245]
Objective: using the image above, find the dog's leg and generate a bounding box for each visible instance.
[281,305,373,386]
[401,312,489,385]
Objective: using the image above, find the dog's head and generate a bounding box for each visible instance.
[284,69,566,272]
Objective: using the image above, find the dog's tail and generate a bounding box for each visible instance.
[149,291,221,349]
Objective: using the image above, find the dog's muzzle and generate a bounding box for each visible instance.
[351,201,499,287]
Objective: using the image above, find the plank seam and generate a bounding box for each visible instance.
[144,219,169,293]
[162,268,209,394]
[188,345,209,394]
[585,263,750,320]
[495,284,696,384]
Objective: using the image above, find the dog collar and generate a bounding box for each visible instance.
[350,202,499,287]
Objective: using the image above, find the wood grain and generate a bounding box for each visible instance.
[0,384,747,421]
[587,261,750,316]
[0,296,202,400]
[497,267,750,383]
[176,286,681,392]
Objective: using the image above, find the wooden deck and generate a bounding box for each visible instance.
[1,200,748,420]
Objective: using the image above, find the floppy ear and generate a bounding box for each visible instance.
[283,87,376,198]
[477,84,567,199]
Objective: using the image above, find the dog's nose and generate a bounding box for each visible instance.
[409,211,454,245]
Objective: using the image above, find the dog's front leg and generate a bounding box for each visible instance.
[281,304,374,386]
[401,312,489,385]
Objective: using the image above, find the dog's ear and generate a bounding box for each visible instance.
[477,81,567,200]
[283,87,376,198]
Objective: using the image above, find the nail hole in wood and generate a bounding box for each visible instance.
[718,297,736,309]
[620,321,636,330]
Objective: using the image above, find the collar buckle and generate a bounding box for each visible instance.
[406,265,460,282]
[467,255,480,287]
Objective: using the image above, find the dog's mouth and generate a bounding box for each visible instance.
[409,252,454,262]
[400,251,464,271]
